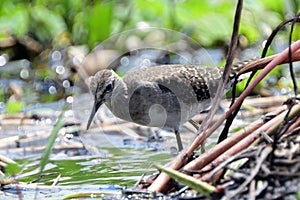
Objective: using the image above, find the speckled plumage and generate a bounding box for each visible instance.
[86,61,254,150]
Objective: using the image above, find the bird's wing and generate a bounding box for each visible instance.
[123,65,221,103]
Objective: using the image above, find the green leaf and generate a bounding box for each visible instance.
[6,101,25,113]
[0,87,4,102]
[5,163,22,177]
[116,71,124,78]
[134,0,168,22]
[30,5,67,44]
[88,1,113,48]
[0,3,29,37]
[196,13,232,46]
[63,192,102,200]
[39,107,65,174]
[154,164,216,198]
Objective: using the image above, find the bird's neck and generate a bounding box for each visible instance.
[105,77,131,120]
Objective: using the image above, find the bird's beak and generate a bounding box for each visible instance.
[86,99,103,130]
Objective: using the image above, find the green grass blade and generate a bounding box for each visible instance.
[39,107,65,175]
[154,164,216,198]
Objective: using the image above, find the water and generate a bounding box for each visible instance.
[0,96,185,199]
[1,131,175,199]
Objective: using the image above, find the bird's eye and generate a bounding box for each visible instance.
[106,83,113,91]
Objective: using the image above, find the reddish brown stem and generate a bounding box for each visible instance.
[148,41,300,193]
[183,105,287,173]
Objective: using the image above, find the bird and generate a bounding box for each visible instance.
[85,58,260,151]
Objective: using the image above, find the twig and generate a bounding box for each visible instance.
[199,101,300,182]
[255,101,300,144]
[183,104,287,173]
[288,13,300,96]
[147,40,300,194]
[223,146,272,200]
[198,0,243,137]
[203,147,255,182]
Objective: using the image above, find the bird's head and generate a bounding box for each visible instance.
[86,69,116,129]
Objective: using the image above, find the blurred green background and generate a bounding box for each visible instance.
[1,0,299,49]
[0,0,299,111]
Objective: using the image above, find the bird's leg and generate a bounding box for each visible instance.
[174,129,183,151]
